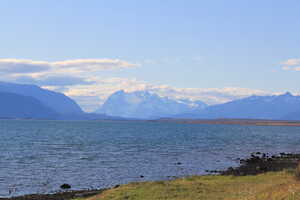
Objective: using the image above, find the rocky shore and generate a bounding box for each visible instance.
[0,189,105,200]
[2,152,300,200]
[208,152,300,175]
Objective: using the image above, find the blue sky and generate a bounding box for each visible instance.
[0,0,300,111]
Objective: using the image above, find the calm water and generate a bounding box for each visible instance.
[1,120,300,197]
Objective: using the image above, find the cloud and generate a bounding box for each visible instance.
[281,58,300,71]
[53,59,137,70]
[14,75,94,86]
[281,59,300,66]
[69,95,104,113]
[0,59,51,74]
[148,86,270,105]
[53,77,272,112]
[0,58,138,76]
[0,58,275,112]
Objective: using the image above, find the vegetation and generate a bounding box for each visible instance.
[73,169,300,200]
[295,164,300,180]
[6,153,300,200]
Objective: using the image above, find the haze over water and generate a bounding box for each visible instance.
[1,120,300,197]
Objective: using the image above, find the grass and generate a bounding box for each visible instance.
[72,169,300,200]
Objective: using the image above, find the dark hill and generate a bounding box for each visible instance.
[0,92,58,119]
[0,82,82,114]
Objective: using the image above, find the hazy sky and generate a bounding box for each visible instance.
[1,0,300,111]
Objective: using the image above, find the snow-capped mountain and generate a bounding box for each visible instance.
[174,92,300,120]
[95,90,207,119]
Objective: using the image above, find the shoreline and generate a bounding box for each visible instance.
[155,119,300,127]
[0,189,106,200]
[3,118,300,127]
[3,152,300,200]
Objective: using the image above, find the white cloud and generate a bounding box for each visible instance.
[0,58,138,76]
[148,86,270,105]
[51,59,138,74]
[281,58,300,71]
[69,95,104,113]
[281,59,300,66]
[53,59,137,69]
[0,59,51,74]
[14,75,94,86]
[52,77,272,112]
[0,58,277,112]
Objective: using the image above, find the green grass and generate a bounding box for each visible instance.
[73,170,300,200]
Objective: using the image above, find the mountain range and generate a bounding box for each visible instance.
[0,81,82,114]
[0,82,119,120]
[1,81,300,121]
[96,90,300,120]
[173,92,300,120]
[95,90,207,119]
[0,91,58,119]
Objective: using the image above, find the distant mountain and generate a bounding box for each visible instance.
[282,110,300,120]
[57,112,126,120]
[3,81,300,121]
[174,92,300,120]
[0,82,82,114]
[0,92,58,119]
[95,90,207,119]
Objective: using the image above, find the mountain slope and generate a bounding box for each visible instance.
[282,110,300,120]
[95,90,207,119]
[175,92,300,120]
[0,92,58,119]
[0,82,82,114]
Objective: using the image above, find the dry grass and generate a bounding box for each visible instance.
[73,170,300,200]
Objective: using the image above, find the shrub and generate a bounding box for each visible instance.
[295,163,300,180]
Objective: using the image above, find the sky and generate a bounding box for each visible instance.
[0,0,300,111]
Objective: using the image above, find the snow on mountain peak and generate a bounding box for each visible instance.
[95,90,207,119]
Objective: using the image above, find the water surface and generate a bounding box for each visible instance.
[1,120,300,197]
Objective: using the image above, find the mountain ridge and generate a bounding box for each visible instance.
[0,91,58,119]
[172,92,300,120]
[0,81,123,120]
[95,90,207,119]
[1,81,300,121]
[0,81,83,114]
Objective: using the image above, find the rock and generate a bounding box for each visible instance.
[221,152,300,176]
[60,183,71,189]
[113,184,120,188]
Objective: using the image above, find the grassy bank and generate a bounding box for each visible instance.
[4,153,300,200]
[74,170,300,200]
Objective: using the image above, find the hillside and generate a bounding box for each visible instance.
[0,92,58,119]
[0,81,82,114]
[174,92,300,120]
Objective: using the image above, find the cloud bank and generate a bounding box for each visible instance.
[58,77,271,112]
[0,58,138,76]
[281,58,300,71]
[0,58,275,112]
[0,59,51,74]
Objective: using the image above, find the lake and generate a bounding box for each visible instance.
[1,120,300,197]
